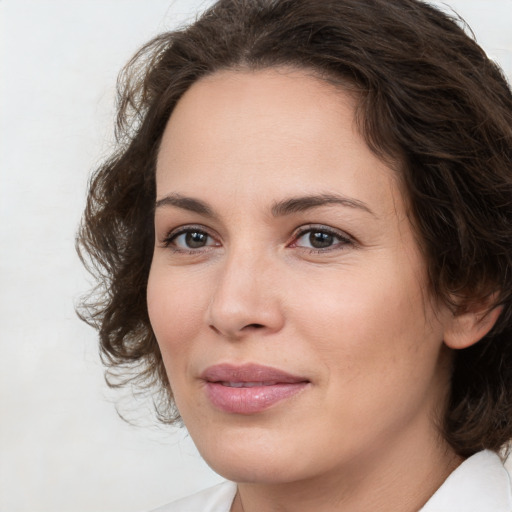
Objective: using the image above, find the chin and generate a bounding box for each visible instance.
[193,431,279,480]
[187,420,330,485]
[204,450,307,484]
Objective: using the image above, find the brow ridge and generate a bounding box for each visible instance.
[271,193,374,217]
[155,193,215,217]
[154,192,374,218]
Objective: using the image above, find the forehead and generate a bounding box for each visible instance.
[158,67,357,164]
[156,67,402,220]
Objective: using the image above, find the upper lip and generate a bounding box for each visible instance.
[201,363,309,384]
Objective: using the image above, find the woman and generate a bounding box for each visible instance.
[77,0,512,510]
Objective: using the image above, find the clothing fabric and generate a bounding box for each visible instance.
[151,481,236,512]
[419,450,512,512]
[151,450,512,512]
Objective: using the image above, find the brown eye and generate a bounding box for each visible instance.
[185,231,209,248]
[309,231,334,248]
[293,227,351,251]
[167,229,217,250]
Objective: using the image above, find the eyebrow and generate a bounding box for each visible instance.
[154,192,375,218]
[155,193,215,218]
[271,193,375,217]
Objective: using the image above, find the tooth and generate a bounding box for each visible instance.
[219,381,280,388]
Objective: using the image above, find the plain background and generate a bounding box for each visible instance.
[1,1,511,511]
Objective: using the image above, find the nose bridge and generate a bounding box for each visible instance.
[206,239,283,337]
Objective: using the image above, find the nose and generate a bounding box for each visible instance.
[206,248,285,339]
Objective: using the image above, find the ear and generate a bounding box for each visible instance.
[443,303,503,350]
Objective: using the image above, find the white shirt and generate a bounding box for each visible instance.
[420,450,512,512]
[151,450,512,512]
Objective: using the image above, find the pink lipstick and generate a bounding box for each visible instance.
[201,364,309,414]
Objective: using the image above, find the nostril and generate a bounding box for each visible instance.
[208,322,267,337]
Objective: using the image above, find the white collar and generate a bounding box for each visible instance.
[153,450,512,511]
[420,450,512,512]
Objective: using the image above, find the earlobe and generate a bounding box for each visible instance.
[443,304,503,350]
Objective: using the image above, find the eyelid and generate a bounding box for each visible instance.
[160,224,220,249]
[158,223,354,253]
[288,224,354,251]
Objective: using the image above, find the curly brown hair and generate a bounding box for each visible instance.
[77,0,512,457]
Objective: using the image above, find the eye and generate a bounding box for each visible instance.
[163,227,219,251]
[291,226,352,251]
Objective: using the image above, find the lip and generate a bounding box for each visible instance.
[201,363,309,414]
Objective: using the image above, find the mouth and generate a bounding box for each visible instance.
[218,381,284,387]
[201,363,310,414]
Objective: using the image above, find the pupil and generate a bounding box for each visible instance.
[186,231,207,248]
[310,232,333,248]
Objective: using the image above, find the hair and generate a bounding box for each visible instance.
[77,0,512,457]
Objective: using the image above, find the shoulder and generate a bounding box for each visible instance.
[150,481,237,512]
[421,450,512,512]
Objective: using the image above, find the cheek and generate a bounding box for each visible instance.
[146,265,206,366]
[289,268,446,441]
[290,260,440,378]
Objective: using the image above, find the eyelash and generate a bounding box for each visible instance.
[161,224,353,254]
[291,225,353,253]
[161,225,218,254]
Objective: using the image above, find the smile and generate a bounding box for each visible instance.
[220,381,280,387]
[201,364,309,414]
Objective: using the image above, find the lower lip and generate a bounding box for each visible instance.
[205,382,308,414]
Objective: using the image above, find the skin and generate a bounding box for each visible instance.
[147,68,489,512]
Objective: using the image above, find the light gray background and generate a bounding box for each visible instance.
[1,1,511,511]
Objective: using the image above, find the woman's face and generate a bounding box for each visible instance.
[147,68,455,484]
